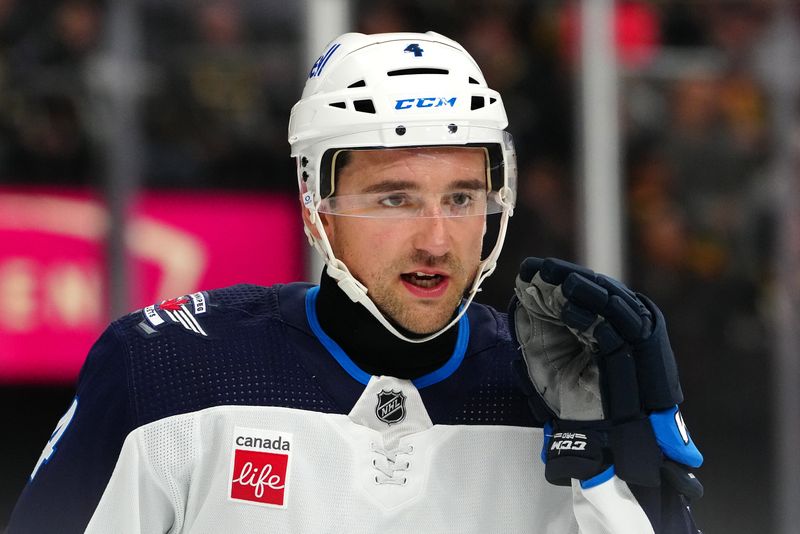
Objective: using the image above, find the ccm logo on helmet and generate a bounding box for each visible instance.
[395,97,457,110]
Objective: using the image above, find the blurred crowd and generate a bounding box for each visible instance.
[1,0,795,530]
[0,0,301,189]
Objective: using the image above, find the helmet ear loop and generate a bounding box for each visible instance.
[307,201,368,295]
[465,200,512,302]
[300,188,324,247]
[299,152,369,298]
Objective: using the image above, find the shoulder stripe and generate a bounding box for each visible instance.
[180,306,208,336]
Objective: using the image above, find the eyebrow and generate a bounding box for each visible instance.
[451,178,486,191]
[359,178,486,194]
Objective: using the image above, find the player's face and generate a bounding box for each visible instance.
[322,147,486,334]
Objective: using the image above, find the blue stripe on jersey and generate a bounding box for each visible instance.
[304,286,470,388]
[411,315,468,389]
[305,286,372,385]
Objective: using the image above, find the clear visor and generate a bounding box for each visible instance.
[316,144,512,219]
[318,189,506,219]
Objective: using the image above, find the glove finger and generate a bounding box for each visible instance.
[561,273,608,313]
[594,321,625,353]
[519,257,545,283]
[603,295,645,342]
[595,276,653,333]
[558,298,624,353]
[539,257,595,285]
[569,274,653,342]
[561,301,597,332]
[634,295,683,409]
[594,274,638,305]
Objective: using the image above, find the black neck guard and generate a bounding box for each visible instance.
[315,270,459,379]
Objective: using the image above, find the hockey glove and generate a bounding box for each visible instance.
[511,257,703,498]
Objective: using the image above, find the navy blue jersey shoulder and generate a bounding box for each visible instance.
[115,283,342,427]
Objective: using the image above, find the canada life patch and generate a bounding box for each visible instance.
[228,427,292,508]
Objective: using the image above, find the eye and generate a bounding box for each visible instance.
[448,191,475,207]
[379,194,408,208]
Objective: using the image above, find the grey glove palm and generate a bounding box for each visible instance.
[513,268,604,421]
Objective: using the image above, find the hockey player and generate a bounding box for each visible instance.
[9,32,703,533]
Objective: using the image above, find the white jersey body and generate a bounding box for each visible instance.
[86,375,652,534]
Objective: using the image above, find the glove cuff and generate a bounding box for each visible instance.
[544,417,663,488]
[544,422,608,486]
[608,417,662,487]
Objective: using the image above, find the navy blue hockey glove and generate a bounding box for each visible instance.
[511,257,703,499]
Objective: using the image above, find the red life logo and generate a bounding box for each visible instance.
[229,427,292,508]
[230,449,288,506]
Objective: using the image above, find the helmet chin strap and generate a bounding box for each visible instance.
[305,192,513,344]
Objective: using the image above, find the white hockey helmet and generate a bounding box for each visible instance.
[288,31,516,342]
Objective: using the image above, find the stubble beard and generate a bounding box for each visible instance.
[368,251,475,335]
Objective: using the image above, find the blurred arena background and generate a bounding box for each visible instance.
[1,1,799,532]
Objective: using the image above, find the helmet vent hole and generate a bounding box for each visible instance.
[387,68,448,76]
[329,101,346,109]
[471,96,485,110]
[353,99,376,114]
[468,76,480,84]
[489,97,497,104]
[348,80,366,88]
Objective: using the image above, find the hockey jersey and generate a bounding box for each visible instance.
[8,283,699,533]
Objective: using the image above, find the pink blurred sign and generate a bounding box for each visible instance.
[0,188,304,384]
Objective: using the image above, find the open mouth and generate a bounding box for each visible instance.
[401,271,446,289]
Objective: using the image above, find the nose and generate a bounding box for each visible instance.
[410,213,451,258]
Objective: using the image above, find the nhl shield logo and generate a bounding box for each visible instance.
[376,389,406,425]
